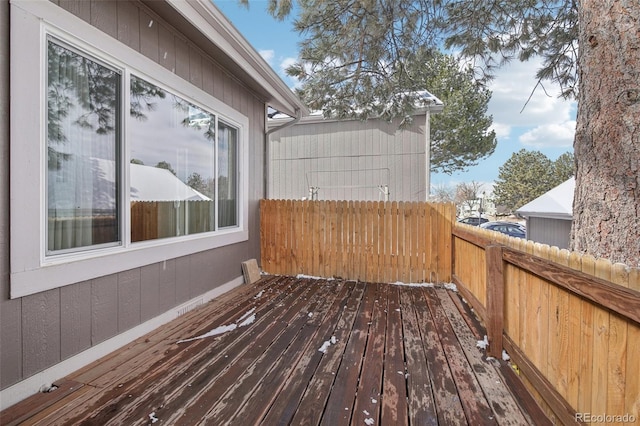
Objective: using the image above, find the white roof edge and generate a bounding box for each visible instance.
[268,96,444,126]
[518,211,573,220]
[166,0,308,117]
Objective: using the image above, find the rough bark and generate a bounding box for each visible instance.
[571,0,640,266]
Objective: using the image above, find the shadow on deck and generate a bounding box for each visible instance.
[2,276,548,425]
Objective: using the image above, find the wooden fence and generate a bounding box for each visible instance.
[260,199,455,283]
[452,224,640,425]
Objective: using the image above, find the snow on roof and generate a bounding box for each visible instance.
[130,164,211,202]
[516,178,575,220]
[268,90,444,122]
[413,90,445,108]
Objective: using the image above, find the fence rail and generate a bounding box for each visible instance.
[260,199,455,283]
[452,224,640,425]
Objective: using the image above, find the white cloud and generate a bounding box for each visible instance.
[519,120,576,148]
[487,58,577,137]
[259,49,275,65]
[280,57,308,89]
[279,56,296,74]
[489,123,512,140]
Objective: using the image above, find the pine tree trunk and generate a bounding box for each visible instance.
[571,0,640,266]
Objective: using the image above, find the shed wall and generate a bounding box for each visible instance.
[1,0,265,393]
[269,117,426,201]
[526,217,572,249]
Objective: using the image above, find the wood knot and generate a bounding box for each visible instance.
[619,89,640,105]
[588,35,598,47]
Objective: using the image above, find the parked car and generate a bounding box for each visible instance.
[480,221,526,238]
[458,216,489,226]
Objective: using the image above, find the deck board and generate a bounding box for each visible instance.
[2,276,542,426]
[424,287,498,425]
[400,288,439,425]
[381,285,409,426]
[351,283,387,426]
[410,286,467,425]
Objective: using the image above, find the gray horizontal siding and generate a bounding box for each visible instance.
[1,0,265,391]
[269,117,427,201]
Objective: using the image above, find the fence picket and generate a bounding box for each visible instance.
[626,268,640,421]
[577,254,596,415]
[384,202,393,283]
[591,258,612,417]
[419,203,428,281]
[391,202,399,281]
[566,251,583,409]
[301,201,310,274]
[608,263,629,422]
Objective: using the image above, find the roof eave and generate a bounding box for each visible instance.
[164,0,308,117]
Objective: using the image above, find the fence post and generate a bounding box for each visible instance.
[486,244,504,358]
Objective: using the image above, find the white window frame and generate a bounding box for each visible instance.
[10,1,249,298]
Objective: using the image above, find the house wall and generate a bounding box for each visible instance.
[526,217,572,249]
[269,117,427,202]
[1,0,265,396]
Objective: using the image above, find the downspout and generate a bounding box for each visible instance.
[264,107,302,199]
[425,105,431,201]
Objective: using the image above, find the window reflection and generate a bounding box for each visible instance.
[47,39,120,252]
[129,76,220,242]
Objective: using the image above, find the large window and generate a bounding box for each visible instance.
[10,1,249,297]
[44,43,240,251]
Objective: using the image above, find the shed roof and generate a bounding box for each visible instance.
[516,178,575,220]
[268,90,444,125]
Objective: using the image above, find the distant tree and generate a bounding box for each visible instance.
[455,181,484,217]
[423,53,497,174]
[552,151,575,185]
[493,149,574,213]
[429,182,456,203]
[130,158,144,165]
[187,172,210,197]
[155,161,176,176]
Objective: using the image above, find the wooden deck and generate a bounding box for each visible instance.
[2,276,545,425]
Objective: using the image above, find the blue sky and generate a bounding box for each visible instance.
[215,1,577,192]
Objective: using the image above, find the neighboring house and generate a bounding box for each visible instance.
[130,164,212,202]
[457,190,496,220]
[268,94,444,202]
[1,0,306,408]
[516,178,575,249]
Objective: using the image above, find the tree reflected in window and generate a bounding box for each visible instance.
[129,76,237,242]
[47,39,120,252]
[45,39,240,249]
